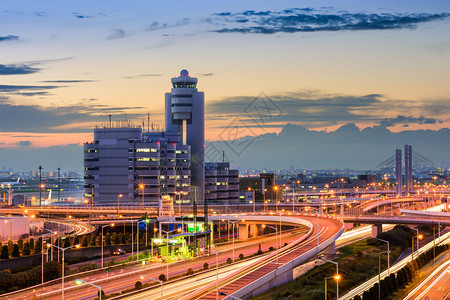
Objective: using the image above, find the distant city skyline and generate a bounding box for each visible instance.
[0,0,449,170]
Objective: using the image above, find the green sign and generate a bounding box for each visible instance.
[105,268,109,273]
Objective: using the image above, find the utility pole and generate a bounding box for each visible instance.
[39,166,43,206]
[57,167,60,203]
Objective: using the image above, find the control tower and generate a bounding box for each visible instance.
[165,70,204,201]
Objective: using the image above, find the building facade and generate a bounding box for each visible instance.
[84,126,190,205]
[205,162,239,204]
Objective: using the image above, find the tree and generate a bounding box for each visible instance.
[97,233,102,246]
[105,233,111,246]
[81,236,88,247]
[73,234,79,246]
[353,295,362,300]
[17,238,24,252]
[7,240,13,256]
[97,290,105,298]
[114,232,120,245]
[29,237,35,252]
[11,244,20,257]
[1,245,9,259]
[135,281,142,290]
[89,234,96,246]
[63,235,71,248]
[33,237,42,254]
[22,242,31,256]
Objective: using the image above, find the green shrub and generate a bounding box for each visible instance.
[203,262,209,270]
[186,268,194,275]
[135,281,142,290]
[226,258,232,264]
[11,244,20,257]
[239,253,244,260]
[159,274,166,282]
[1,245,9,259]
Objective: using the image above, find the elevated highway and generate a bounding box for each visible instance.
[183,214,344,300]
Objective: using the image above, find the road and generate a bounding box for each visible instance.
[123,223,389,300]
[5,224,308,299]
[403,252,450,300]
[182,215,343,299]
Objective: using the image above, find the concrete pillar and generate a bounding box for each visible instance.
[371,225,383,238]
[324,242,336,255]
[239,224,248,240]
[249,224,258,237]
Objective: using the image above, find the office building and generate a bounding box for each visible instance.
[205,162,239,204]
[239,173,280,204]
[84,126,190,205]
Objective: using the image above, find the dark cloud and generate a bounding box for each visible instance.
[107,29,126,40]
[198,73,215,77]
[123,74,162,79]
[207,91,449,129]
[73,12,93,19]
[17,92,50,97]
[0,102,144,133]
[0,35,19,42]
[41,80,95,83]
[15,141,31,147]
[206,123,450,169]
[0,85,60,92]
[379,115,443,127]
[0,64,40,75]
[211,8,450,34]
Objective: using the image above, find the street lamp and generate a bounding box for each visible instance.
[102,223,115,268]
[160,228,180,280]
[75,279,102,300]
[229,220,239,262]
[319,257,339,299]
[200,248,219,300]
[374,237,390,275]
[248,187,256,214]
[139,275,163,300]
[263,225,278,268]
[377,250,389,300]
[274,186,279,213]
[51,243,80,300]
[324,275,340,300]
[41,241,51,287]
[140,184,144,208]
[117,194,122,216]
[411,229,423,261]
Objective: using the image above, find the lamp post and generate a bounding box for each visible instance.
[263,225,278,268]
[160,228,180,280]
[102,223,115,268]
[274,186,279,213]
[140,184,144,208]
[200,248,219,300]
[248,187,255,214]
[324,275,340,300]
[41,240,50,287]
[377,250,389,300]
[51,243,80,300]
[117,194,122,216]
[319,257,339,299]
[411,228,422,261]
[75,279,102,300]
[374,237,390,275]
[139,275,163,300]
[229,220,239,262]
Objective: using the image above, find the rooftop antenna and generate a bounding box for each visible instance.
[147,113,150,133]
[108,114,112,128]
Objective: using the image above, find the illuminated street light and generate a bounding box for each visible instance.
[102,223,115,268]
[139,275,163,300]
[75,279,102,300]
[51,243,80,300]
[319,257,340,299]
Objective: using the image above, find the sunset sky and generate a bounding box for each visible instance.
[1,0,449,171]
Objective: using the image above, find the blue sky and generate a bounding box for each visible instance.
[0,0,449,171]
